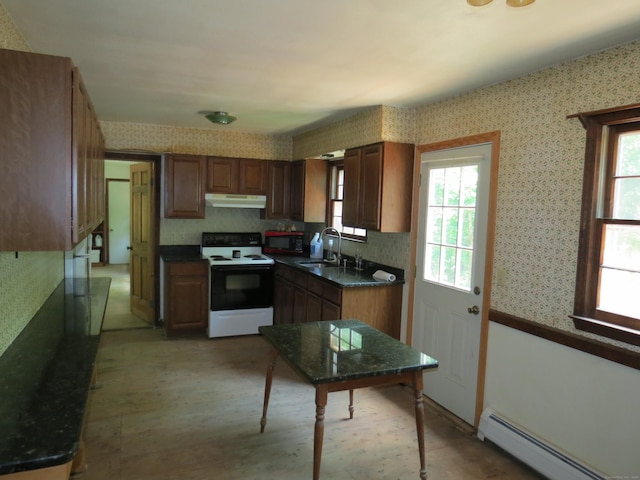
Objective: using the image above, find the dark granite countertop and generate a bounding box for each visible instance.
[269,254,405,288]
[159,244,206,263]
[259,319,438,385]
[0,277,110,475]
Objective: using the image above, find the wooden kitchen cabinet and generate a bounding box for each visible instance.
[0,48,105,251]
[164,261,209,334]
[273,263,402,338]
[343,142,414,232]
[164,154,206,218]
[290,159,328,222]
[206,157,267,195]
[262,160,291,219]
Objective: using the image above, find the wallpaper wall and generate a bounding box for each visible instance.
[0,5,65,357]
[102,121,292,160]
[412,40,640,351]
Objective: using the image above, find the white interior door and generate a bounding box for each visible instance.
[108,180,131,264]
[412,143,491,425]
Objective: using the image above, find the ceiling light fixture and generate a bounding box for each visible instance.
[204,111,237,125]
[467,0,535,5]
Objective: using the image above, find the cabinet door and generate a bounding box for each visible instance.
[166,262,208,332]
[342,148,361,228]
[206,157,238,193]
[322,300,341,321]
[263,161,291,219]
[290,159,327,222]
[239,159,267,194]
[292,285,307,323]
[165,154,206,218]
[359,144,383,230]
[305,293,323,323]
[274,275,294,325]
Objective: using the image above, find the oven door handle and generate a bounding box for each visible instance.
[210,265,274,272]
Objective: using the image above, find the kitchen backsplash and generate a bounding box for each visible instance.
[162,208,410,271]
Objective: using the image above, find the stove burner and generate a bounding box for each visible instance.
[245,254,265,259]
[211,255,231,261]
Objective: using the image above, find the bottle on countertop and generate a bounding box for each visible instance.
[310,232,323,259]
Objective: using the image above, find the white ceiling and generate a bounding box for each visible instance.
[4,0,640,135]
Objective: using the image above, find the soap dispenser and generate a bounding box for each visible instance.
[310,233,323,259]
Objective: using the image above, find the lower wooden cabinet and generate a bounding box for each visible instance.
[273,263,402,339]
[164,261,209,334]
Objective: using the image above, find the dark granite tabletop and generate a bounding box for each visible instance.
[0,277,110,475]
[270,255,405,288]
[259,319,438,385]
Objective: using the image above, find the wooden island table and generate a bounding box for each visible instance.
[259,319,439,479]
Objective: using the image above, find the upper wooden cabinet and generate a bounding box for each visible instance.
[206,157,267,195]
[164,154,206,218]
[343,142,414,232]
[0,49,105,251]
[262,161,291,220]
[290,159,327,222]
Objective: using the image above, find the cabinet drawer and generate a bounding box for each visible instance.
[323,283,342,305]
[276,264,294,281]
[168,262,208,276]
[307,276,324,296]
[293,270,308,289]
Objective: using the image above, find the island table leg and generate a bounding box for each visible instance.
[260,348,278,433]
[313,386,328,480]
[412,371,427,480]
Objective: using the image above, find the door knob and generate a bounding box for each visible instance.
[468,305,480,315]
[126,246,132,250]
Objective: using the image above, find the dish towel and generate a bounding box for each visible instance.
[372,270,396,282]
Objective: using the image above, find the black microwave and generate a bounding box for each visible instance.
[263,230,304,255]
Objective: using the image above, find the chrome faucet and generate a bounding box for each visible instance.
[319,227,342,265]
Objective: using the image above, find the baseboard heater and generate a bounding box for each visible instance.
[478,409,606,480]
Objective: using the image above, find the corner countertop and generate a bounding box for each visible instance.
[269,254,405,288]
[0,277,111,475]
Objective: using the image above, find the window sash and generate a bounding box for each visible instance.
[573,108,640,339]
[329,162,366,241]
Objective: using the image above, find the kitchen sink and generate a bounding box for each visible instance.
[297,261,339,269]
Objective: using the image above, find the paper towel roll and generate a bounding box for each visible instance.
[372,270,396,282]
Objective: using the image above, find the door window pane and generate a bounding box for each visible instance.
[423,165,478,291]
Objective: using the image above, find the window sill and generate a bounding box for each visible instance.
[570,315,640,347]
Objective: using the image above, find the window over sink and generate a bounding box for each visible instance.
[329,160,367,241]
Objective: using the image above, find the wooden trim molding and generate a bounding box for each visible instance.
[490,309,640,371]
[571,315,640,348]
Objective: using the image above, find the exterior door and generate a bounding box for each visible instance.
[412,143,493,426]
[130,162,155,324]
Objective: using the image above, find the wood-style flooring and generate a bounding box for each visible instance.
[82,327,544,480]
[91,264,150,331]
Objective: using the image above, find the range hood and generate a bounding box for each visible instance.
[205,193,267,209]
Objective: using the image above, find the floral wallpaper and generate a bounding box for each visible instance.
[412,40,640,351]
[102,121,292,160]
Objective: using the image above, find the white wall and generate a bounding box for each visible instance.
[485,322,640,476]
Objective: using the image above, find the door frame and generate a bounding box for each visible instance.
[406,131,500,427]
[106,151,162,326]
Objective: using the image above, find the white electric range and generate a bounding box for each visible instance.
[202,232,274,338]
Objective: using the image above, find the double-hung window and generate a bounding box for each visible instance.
[571,104,640,346]
[329,161,366,241]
